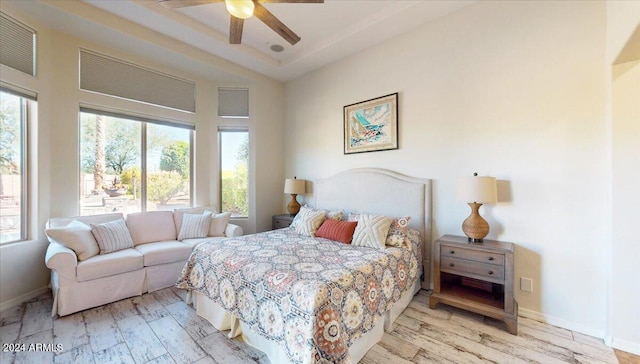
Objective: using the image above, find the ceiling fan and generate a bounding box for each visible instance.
[157,0,324,46]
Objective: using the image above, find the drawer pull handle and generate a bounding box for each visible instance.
[449,263,455,267]
[488,270,494,275]
[449,250,455,254]
[488,257,494,261]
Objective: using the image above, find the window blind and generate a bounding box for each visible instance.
[218,87,249,118]
[80,49,196,113]
[0,12,36,76]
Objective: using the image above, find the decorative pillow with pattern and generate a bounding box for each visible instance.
[178,211,213,240]
[315,219,358,244]
[351,214,392,249]
[293,207,327,237]
[291,206,323,228]
[90,219,134,254]
[291,205,343,228]
[386,216,412,248]
[325,209,344,221]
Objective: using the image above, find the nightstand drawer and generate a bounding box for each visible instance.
[273,219,292,229]
[441,256,505,282]
[441,245,505,266]
[272,214,295,229]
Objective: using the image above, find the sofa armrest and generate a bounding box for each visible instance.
[45,242,78,280]
[224,223,243,237]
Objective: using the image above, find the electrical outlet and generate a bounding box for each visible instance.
[520,277,533,292]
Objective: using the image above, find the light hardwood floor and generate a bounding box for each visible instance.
[0,288,636,363]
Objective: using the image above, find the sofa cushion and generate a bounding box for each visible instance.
[178,211,212,240]
[126,211,177,245]
[76,248,143,282]
[45,220,99,261]
[209,212,232,237]
[181,236,227,249]
[90,219,135,254]
[135,241,192,267]
[48,213,124,228]
[174,206,218,234]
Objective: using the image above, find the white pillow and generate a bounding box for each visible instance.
[208,211,232,237]
[293,207,327,237]
[351,214,392,249]
[178,211,212,240]
[291,206,343,228]
[173,206,219,233]
[90,219,134,254]
[45,220,99,261]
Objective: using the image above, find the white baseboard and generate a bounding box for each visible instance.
[612,337,640,356]
[519,308,640,355]
[518,307,606,340]
[0,286,50,312]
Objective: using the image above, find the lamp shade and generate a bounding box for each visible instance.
[456,175,497,204]
[284,178,305,195]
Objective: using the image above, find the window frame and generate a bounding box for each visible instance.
[79,107,195,215]
[218,127,250,219]
[0,87,33,244]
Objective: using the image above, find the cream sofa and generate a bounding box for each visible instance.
[44,207,242,316]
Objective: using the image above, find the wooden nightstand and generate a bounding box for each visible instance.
[429,234,518,334]
[272,214,295,230]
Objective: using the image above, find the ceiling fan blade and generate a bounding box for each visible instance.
[253,2,301,45]
[259,0,324,3]
[157,0,223,9]
[229,16,244,44]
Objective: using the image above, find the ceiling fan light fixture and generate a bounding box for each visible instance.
[225,0,255,20]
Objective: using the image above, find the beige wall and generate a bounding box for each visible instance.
[607,0,640,354]
[610,60,640,354]
[285,0,614,339]
[0,4,285,307]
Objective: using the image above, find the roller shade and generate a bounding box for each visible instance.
[0,12,36,76]
[80,49,196,113]
[218,87,249,118]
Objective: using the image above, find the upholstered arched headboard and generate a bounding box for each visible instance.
[309,168,432,288]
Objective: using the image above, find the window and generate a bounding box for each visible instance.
[219,128,249,218]
[79,109,193,215]
[0,90,31,243]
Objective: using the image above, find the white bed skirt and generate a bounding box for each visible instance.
[189,279,420,364]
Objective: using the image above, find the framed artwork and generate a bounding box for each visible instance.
[344,92,398,154]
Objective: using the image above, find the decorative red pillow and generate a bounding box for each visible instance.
[315,219,358,244]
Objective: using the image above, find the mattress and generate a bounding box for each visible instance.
[176,227,422,363]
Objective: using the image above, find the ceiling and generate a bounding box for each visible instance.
[5,0,474,82]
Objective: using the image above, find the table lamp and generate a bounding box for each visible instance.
[456,173,497,242]
[284,177,305,216]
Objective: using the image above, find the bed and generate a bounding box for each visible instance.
[177,168,432,363]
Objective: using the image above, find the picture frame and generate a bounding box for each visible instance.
[344,92,398,154]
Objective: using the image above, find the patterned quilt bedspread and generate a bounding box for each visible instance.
[176,227,422,363]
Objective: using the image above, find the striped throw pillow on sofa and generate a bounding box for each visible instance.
[178,211,212,240]
[90,219,134,254]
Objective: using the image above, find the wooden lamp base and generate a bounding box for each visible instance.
[287,194,300,216]
[462,202,489,242]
